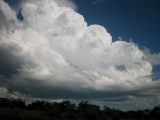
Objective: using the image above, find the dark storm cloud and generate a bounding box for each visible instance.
[0,46,22,78]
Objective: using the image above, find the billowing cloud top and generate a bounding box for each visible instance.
[0,0,160,110]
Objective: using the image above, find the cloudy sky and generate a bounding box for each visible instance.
[0,0,160,110]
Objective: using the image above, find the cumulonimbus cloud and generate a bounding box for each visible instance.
[0,0,160,109]
[143,48,160,66]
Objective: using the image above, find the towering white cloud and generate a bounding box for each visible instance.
[143,48,160,66]
[0,0,159,109]
[54,0,77,10]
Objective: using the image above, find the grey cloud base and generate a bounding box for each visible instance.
[0,0,160,110]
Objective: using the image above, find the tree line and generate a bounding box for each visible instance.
[0,98,160,120]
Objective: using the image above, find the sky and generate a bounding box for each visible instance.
[0,0,160,110]
[75,0,160,53]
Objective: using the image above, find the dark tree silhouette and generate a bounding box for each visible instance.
[0,98,160,120]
